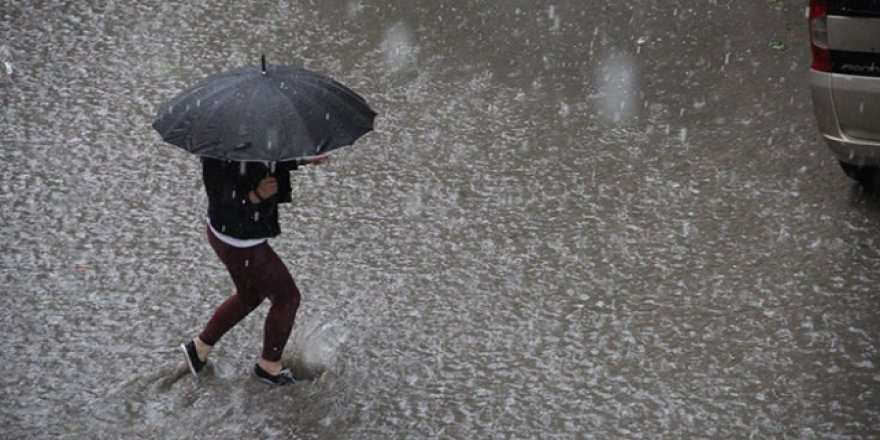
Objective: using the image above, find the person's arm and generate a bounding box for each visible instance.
[277,153,331,173]
[297,153,332,167]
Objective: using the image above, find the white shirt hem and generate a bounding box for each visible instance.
[207,219,268,248]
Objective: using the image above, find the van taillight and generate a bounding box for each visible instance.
[809,0,831,72]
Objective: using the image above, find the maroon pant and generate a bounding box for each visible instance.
[199,227,301,362]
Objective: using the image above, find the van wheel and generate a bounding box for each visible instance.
[839,161,880,192]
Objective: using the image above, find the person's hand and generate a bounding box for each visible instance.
[253,175,278,202]
[299,153,331,166]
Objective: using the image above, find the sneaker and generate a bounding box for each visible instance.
[254,364,295,386]
[180,340,207,377]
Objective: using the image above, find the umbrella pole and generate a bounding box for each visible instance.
[261,54,267,76]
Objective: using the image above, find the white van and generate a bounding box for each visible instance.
[809,0,880,186]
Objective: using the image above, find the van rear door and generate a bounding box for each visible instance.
[827,1,880,141]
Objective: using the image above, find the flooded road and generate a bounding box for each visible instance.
[2,0,879,438]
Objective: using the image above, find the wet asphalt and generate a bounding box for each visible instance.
[1,0,879,438]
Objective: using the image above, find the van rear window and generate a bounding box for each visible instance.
[829,0,880,17]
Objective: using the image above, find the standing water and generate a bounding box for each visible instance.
[2,1,879,438]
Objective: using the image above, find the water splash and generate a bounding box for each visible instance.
[290,318,348,380]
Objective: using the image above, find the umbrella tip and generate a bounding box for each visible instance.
[261,54,267,76]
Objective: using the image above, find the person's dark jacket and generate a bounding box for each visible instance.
[202,157,298,239]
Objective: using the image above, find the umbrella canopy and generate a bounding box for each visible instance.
[152,58,376,162]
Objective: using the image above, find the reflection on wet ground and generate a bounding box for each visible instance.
[2,1,879,438]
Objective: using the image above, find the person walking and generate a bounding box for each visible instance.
[152,58,374,386]
[180,153,330,385]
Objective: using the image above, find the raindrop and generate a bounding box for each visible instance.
[548,5,561,30]
[325,113,331,121]
[254,212,260,221]
[266,128,279,151]
[593,52,638,124]
[239,162,247,175]
[680,128,688,144]
[346,0,363,17]
[245,259,250,267]
[381,22,416,71]
[559,102,570,118]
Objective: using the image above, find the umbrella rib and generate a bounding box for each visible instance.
[284,68,373,118]
[295,77,374,126]
[267,80,314,159]
[289,80,375,151]
[187,77,256,152]
[158,68,253,137]
[291,82,360,150]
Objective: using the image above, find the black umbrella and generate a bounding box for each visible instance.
[152,56,376,162]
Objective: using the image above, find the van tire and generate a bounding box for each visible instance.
[839,161,880,193]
